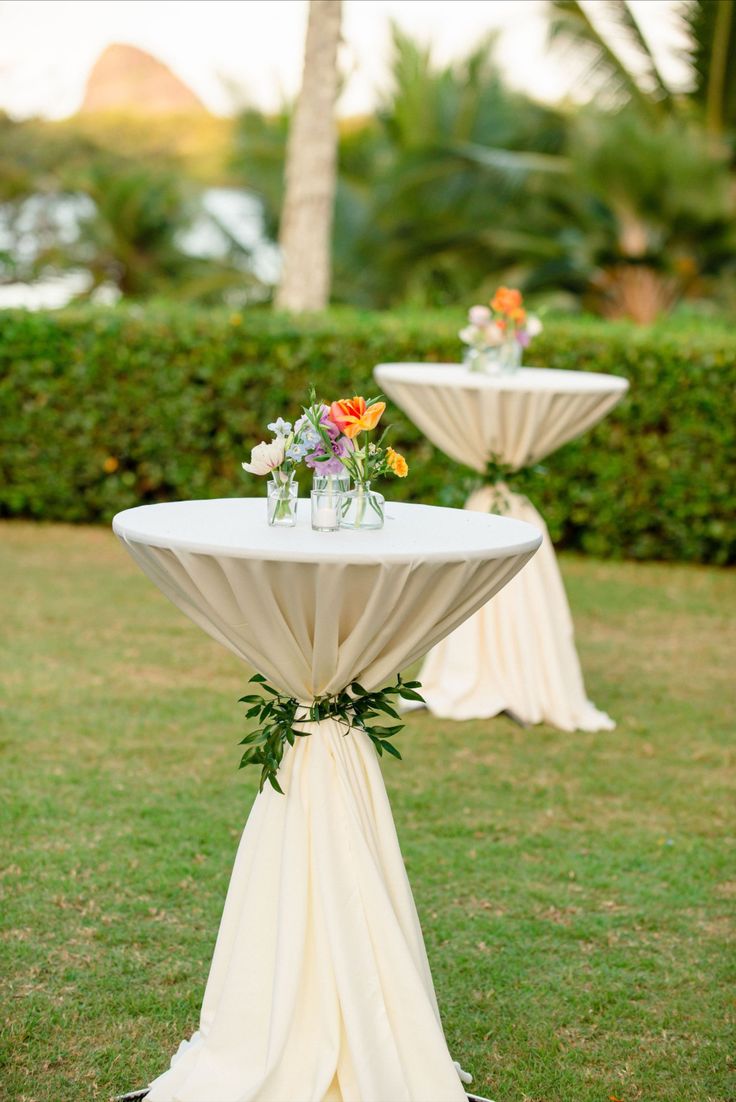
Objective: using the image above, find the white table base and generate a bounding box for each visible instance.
[420,486,614,732]
[147,717,467,1102]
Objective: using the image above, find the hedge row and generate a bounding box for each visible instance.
[1,305,733,563]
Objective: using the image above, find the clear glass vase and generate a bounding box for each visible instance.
[340,480,385,530]
[463,339,522,374]
[311,488,343,532]
[463,346,500,374]
[497,337,523,374]
[312,471,351,494]
[267,471,298,527]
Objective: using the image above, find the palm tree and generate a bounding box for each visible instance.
[232,21,733,319]
[336,29,568,307]
[235,27,568,308]
[548,0,736,137]
[275,0,342,312]
[683,0,736,135]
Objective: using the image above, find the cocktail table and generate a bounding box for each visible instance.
[113,497,541,1102]
[375,363,629,731]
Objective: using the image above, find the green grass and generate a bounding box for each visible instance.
[1,521,734,1102]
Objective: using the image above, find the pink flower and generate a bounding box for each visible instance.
[469,304,491,326]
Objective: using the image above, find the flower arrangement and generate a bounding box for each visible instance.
[459,287,542,373]
[242,390,409,528]
[242,417,304,525]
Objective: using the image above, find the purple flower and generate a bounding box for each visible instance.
[305,433,353,474]
[516,329,530,347]
[318,405,340,440]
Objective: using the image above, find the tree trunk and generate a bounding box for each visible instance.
[275,0,341,312]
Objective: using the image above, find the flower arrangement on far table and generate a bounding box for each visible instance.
[242,391,409,530]
[460,286,542,374]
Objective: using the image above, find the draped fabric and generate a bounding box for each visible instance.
[374,364,628,474]
[146,719,468,1102]
[419,487,614,731]
[374,364,629,731]
[113,499,541,1102]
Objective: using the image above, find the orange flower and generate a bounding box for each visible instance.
[386,446,408,477]
[509,306,526,324]
[491,286,523,315]
[103,456,119,473]
[329,396,385,439]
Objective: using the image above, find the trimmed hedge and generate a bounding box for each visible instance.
[0,305,734,563]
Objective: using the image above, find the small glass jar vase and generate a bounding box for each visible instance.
[311,488,343,532]
[497,337,523,374]
[312,471,351,495]
[340,480,385,530]
[463,346,500,374]
[267,472,298,527]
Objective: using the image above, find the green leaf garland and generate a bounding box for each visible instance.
[238,673,425,794]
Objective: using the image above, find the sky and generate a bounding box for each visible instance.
[0,0,691,120]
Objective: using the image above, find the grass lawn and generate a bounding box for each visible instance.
[1,520,734,1102]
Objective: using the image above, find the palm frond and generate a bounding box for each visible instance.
[451,142,570,177]
[597,0,675,106]
[547,0,661,114]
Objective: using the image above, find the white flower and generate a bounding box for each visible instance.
[267,418,292,437]
[459,325,480,346]
[242,438,286,475]
[482,322,505,346]
[525,316,543,338]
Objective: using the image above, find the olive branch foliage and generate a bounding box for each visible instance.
[484,455,547,510]
[238,673,425,794]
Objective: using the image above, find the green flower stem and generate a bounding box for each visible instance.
[237,673,425,794]
[354,482,367,527]
[271,471,294,521]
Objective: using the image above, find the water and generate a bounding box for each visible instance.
[0,187,280,309]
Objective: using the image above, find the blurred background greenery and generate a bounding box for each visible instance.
[1,1,735,318]
[0,0,734,563]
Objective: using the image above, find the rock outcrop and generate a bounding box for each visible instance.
[80,43,206,115]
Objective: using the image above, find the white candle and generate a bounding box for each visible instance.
[315,506,338,529]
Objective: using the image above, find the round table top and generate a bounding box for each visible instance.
[113,498,542,565]
[374,362,629,472]
[374,362,629,395]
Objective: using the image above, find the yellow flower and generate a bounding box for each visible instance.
[386,447,408,477]
[103,456,119,474]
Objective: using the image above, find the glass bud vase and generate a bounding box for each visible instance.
[463,346,500,374]
[340,480,385,530]
[267,471,298,527]
[497,337,523,374]
[312,471,351,495]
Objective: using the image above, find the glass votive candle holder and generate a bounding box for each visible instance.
[267,478,298,527]
[312,471,351,494]
[311,488,343,532]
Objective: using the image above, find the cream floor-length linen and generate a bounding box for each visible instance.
[113,498,541,1102]
[374,364,629,731]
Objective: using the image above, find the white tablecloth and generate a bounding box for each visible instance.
[113,498,541,1102]
[374,364,629,731]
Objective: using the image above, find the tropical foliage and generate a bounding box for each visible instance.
[1,5,734,318]
[548,0,736,136]
[0,114,256,301]
[231,19,735,319]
